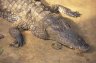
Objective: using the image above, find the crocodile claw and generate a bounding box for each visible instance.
[71,11,81,18]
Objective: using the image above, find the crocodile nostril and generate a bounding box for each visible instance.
[79,44,90,52]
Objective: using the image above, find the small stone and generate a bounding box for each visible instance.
[0,34,4,39]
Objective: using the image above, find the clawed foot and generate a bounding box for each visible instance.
[10,41,18,47]
[71,11,81,18]
[58,5,81,18]
[10,40,24,48]
[52,42,63,50]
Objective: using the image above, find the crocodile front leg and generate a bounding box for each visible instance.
[49,5,81,18]
[9,27,24,47]
[33,0,81,17]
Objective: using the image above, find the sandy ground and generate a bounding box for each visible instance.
[0,0,96,63]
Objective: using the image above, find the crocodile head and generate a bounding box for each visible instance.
[61,30,90,52]
[45,15,90,52]
[47,26,90,52]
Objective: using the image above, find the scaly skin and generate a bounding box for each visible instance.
[0,0,89,52]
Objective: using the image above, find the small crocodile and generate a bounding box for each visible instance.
[0,0,90,52]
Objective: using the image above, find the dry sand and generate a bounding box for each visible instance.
[0,0,96,63]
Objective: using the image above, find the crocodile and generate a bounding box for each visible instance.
[0,0,90,52]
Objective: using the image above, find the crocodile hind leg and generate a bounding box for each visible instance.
[9,27,24,47]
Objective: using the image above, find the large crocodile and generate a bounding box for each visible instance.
[0,0,90,52]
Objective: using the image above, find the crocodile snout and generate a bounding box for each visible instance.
[62,31,90,52]
[77,42,90,52]
[62,30,90,52]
